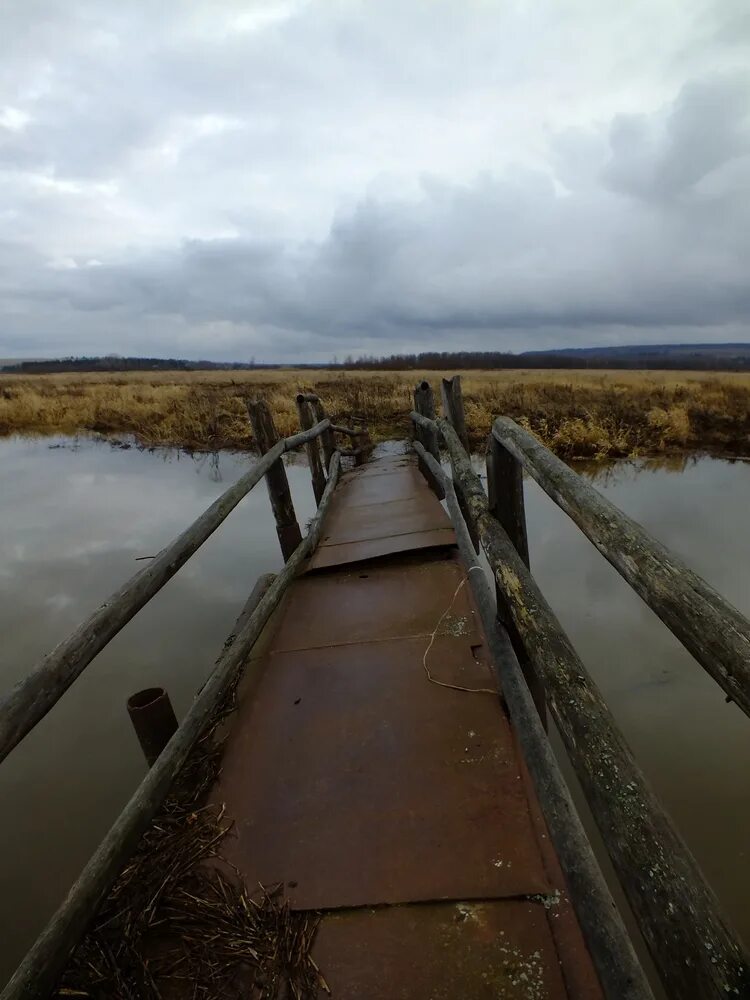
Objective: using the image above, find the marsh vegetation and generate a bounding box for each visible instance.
[1,368,749,459]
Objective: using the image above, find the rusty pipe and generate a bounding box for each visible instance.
[126,686,178,767]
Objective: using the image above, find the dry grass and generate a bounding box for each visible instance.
[58,634,325,1000]
[2,368,750,459]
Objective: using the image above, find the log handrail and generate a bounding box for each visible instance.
[412,441,653,1000]
[411,407,750,999]
[1,453,343,1000]
[492,416,750,719]
[0,418,332,765]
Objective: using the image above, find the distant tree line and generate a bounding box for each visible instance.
[4,345,750,375]
[332,348,750,371]
[0,356,280,375]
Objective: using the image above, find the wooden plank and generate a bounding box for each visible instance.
[433,420,750,1000]
[1,455,342,1000]
[412,439,653,1000]
[247,398,303,560]
[0,419,330,766]
[493,416,750,720]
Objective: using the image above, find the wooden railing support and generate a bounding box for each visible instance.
[296,394,326,505]
[299,393,336,474]
[247,399,303,560]
[486,432,530,567]
[412,440,653,1000]
[413,381,445,500]
[412,409,750,999]
[493,416,750,720]
[437,377,477,549]
[486,431,545,726]
[440,374,470,451]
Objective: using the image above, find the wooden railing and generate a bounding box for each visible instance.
[0,392,370,1000]
[411,375,750,1000]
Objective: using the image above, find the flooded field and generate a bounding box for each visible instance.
[0,436,748,985]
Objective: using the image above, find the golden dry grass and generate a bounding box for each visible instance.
[1,368,749,459]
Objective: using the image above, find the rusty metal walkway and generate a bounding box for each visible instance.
[209,451,601,998]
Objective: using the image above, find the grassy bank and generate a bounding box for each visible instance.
[1,368,749,459]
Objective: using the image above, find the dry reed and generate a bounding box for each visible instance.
[2,368,749,459]
[56,637,325,1000]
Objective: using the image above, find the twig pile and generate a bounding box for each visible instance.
[57,672,326,999]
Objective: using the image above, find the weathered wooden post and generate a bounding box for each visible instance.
[487,434,530,567]
[441,375,470,452]
[413,381,445,500]
[487,433,545,726]
[126,687,178,767]
[439,376,478,550]
[296,394,326,505]
[358,425,373,466]
[301,393,335,474]
[247,398,303,561]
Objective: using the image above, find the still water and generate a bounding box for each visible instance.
[0,436,748,985]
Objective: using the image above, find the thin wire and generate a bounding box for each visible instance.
[421,569,497,695]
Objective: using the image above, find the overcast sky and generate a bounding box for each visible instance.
[1,0,748,362]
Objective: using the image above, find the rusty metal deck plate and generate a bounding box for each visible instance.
[310,900,571,999]
[308,528,456,569]
[199,448,602,997]
[211,635,551,909]
[307,454,455,570]
[272,552,481,652]
[334,464,430,507]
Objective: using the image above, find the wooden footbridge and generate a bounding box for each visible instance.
[1,378,749,999]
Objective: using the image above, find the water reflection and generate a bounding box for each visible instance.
[0,438,748,985]
[521,453,750,956]
[0,435,318,984]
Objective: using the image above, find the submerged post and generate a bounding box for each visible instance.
[126,687,178,767]
[296,394,326,505]
[486,434,545,725]
[247,399,303,561]
[413,381,445,500]
[440,375,470,452]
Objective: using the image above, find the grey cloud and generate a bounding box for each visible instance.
[603,76,750,200]
[1,1,750,360]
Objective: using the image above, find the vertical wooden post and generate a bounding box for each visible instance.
[441,375,470,452]
[487,433,546,727]
[247,399,303,561]
[296,394,326,505]
[413,381,445,500]
[437,377,477,549]
[311,398,336,473]
[353,423,366,466]
[487,433,530,567]
[358,426,373,465]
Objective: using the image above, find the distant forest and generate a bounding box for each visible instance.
[3,343,750,374]
[0,356,280,375]
[333,344,750,371]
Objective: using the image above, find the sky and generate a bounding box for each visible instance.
[1,0,749,363]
